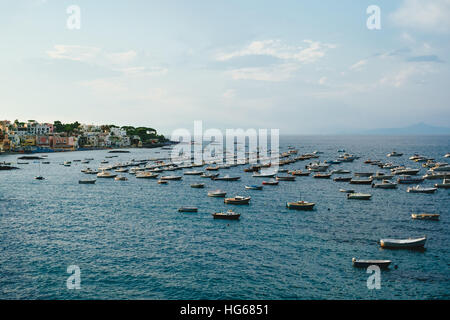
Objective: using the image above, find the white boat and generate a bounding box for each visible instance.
[445,153,450,158]
[431,165,450,172]
[387,151,403,157]
[114,176,128,181]
[97,171,117,178]
[352,258,391,269]
[252,172,276,178]
[372,180,397,189]
[370,172,393,180]
[208,189,227,197]
[160,175,182,181]
[406,185,437,193]
[392,168,420,175]
[380,236,426,249]
[347,193,372,200]
[184,170,203,175]
[136,172,159,179]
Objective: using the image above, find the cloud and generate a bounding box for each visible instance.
[106,50,137,65]
[407,55,444,63]
[318,77,327,85]
[349,59,367,71]
[216,39,335,64]
[379,64,434,87]
[46,45,101,62]
[391,0,450,33]
[119,66,168,77]
[223,89,236,99]
[217,39,335,81]
[226,63,299,82]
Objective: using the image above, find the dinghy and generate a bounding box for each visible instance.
[352,258,391,269]
[380,236,426,249]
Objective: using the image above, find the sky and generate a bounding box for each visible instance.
[0,0,449,135]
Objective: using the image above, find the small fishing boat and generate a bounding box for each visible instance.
[445,153,450,158]
[115,168,129,173]
[136,172,159,179]
[333,176,352,182]
[178,207,198,212]
[205,166,220,171]
[157,179,168,184]
[331,169,351,174]
[380,236,426,249]
[290,170,310,176]
[423,172,450,180]
[339,189,355,193]
[212,210,240,220]
[387,151,403,157]
[347,193,372,200]
[212,175,240,181]
[349,178,373,185]
[262,180,279,185]
[201,173,219,179]
[184,170,203,175]
[245,185,263,190]
[313,173,331,179]
[411,213,440,221]
[435,178,450,189]
[35,176,45,180]
[160,175,183,180]
[97,171,117,178]
[276,176,296,181]
[79,179,96,184]
[371,180,397,189]
[286,201,315,210]
[393,168,420,175]
[352,258,391,269]
[252,172,276,178]
[407,185,437,193]
[190,183,205,188]
[208,190,227,197]
[224,196,251,204]
[397,175,424,184]
[114,176,128,181]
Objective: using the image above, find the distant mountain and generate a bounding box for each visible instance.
[360,123,450,135]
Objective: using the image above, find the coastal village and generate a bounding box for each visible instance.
[0,120,167,154]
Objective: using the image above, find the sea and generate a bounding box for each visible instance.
[0,135,449,299]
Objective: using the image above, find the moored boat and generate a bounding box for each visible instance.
[313,173,332,179]
[245,185,263,190]
[212,210,240,220]
[97,171,117,178]
[190,183,205,188]
[212,175,240,181]
[407,185,437,193]
[352,258,391,269]
[397,175,424,184]
[114,176,128,181]
[435,178,450,189]
[371,180,397,189]
[207,189,227,197]
[349,178,373,185]
[178,207,198,212]
[347,193,372,200]
[276,176,296,181]
[387,151,403,157]
[79,179,96,184]
[286,201,315,210]
[160,175,182,180]
[333,176,352,182]
[380,236,426,249]
[262,179,279,185]
[411,213,440,221]
[224,196,251,204]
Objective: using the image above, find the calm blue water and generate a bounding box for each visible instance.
[0,135,449,299]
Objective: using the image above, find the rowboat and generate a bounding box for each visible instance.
[411,213,440,221]
[79,179,96,184]
[212,210,240,220]
[333,176,352,182]
[352,258,391,269]
[339,189,355,193]
[245,185,263,190]
[178,207,198,212]
[347,193,372,200]
[262,180,279,185]
[157,180,168,184]
[115,168,129,173]
[380,236,426,249]
[207,190,227,197]
[276,176,296,181]
[190,183,205,188]
[224,196,251,204]
[406,185,437,193]
[371,180,397,189]
[205,166,219,171]
[201,173,219,179]
[114,176,128,181]
[331,169,351,174]
[286,201,315,210]
[35,176,45,180]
